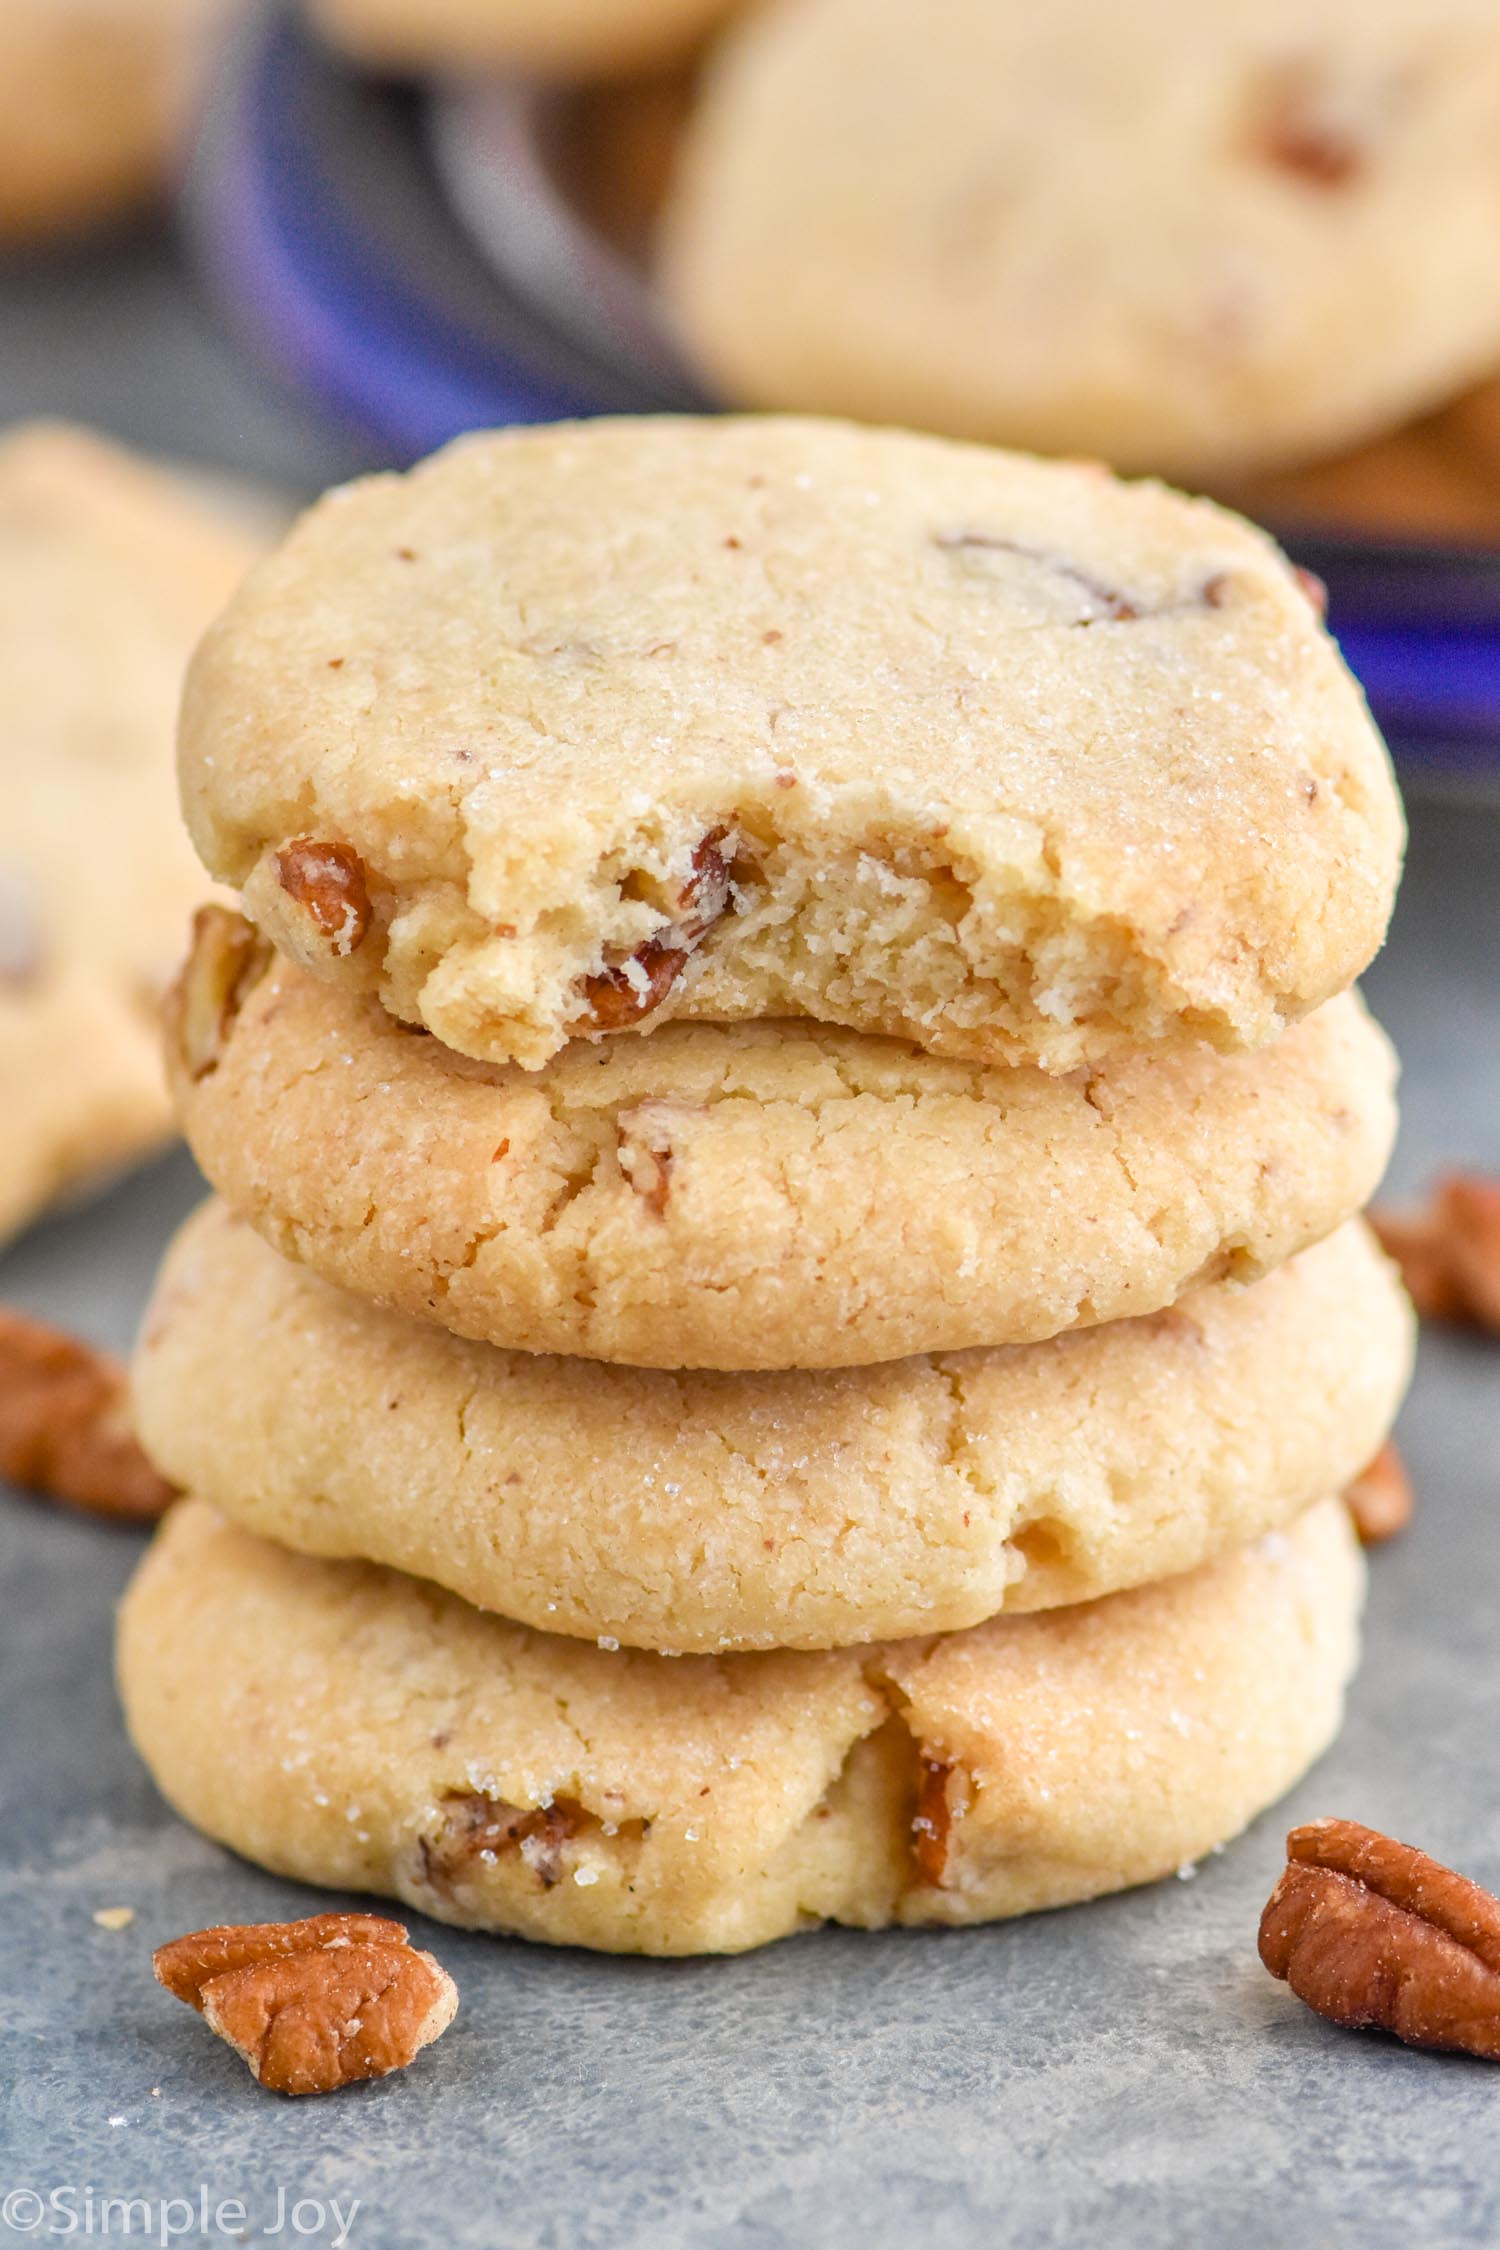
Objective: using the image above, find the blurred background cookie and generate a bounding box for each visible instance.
[309,0,739,81]
[659,0,1500,483]
[0,0,231,245]
[0,424,259,1250]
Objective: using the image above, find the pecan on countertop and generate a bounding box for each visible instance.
[1259,1819,1500,2061]
[1344,1441,1413,1547]
[154,1912,458,2096]
[0,1308,177,1521]
[1372,1173,1500,1333]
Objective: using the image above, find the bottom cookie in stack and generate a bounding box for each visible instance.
[118,1496,1362,1958]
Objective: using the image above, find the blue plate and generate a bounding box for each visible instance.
[185,3,1500,777]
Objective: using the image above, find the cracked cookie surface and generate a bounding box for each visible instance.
[661,0,1500,483]
[0,425,258,1250]
[118,1496,1363,1955]
[167,910,1396,1369]
[132,1205,1409,1651]
[179,416,1401,1073]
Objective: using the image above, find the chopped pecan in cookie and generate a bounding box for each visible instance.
[573,829,735,1032]
[1253,61,1377,189]
[0,1308,177,1521]
[1259,1819,1500,2061]
[910,1751,971,1888]
[167,906,272,1082]
[274,838,372,959]
[418,1790,583,1892]
[154,1912,457,2095]
[935,531,1140,620]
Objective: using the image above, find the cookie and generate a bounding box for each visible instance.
[660,0,1500,484]
[311,0,734,78]
[118,1496,1363,1955]
[0,426,259,1253]
[178,416,1402,1075]
[133,1205,1408,1651]
[0,0,224,243]
[169,910,1397,1368]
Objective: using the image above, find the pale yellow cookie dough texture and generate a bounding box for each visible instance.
[178,417,1403,1077]
[0,426,257,1252]
[134,1204,1411,1651]
[660,0,1500,483]
[0,0,227,243]
[309,0,736,78]
[118,1496,1364,1956]
[166,912,1398,1368]
[119,409,1408,1957]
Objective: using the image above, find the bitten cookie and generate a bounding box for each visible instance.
[0,0,226,243]
[0,426,257,1252]
[133,1206,1409,1650]
[310,0,735,79]
[118,1497,1363,1956]
[660,0,1500,483]
[169,911,1397,1368]
[178,416,1402,1074]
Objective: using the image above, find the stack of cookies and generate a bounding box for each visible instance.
[119,416,1412,1957]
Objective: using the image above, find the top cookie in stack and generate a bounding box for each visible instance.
[180,418,1400,1081]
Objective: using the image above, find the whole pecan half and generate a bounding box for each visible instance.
[1344,1440,1413,1546]
[154,1913,458,2096]
[1259,1819,1500,2061]
[0,1308,177,1521]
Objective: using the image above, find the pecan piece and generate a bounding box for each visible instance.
[1372,1173,1500,1333]
[936,532,1140,621]
[615,1099,702,1216]
[910,1751,971,1888]
[0,1308,177,1521]
[576,937,690,1031]
[1259,1820,1500,2061]
[154,1913,457,2096]
[1344,1440,1413,1547]
[274,838,372,959]
[1254,63,1371,188]
[1438,1175,1500,1331]
[573,829,734,1033]
[166,906,272,1083]
[418,1790,582,1893]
